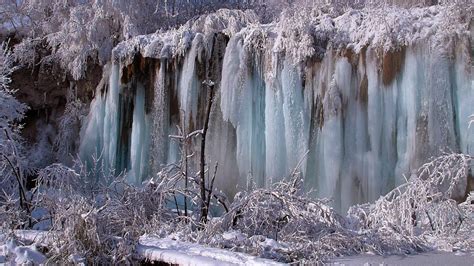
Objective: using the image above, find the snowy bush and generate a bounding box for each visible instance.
[54,90,88,164]
[110,1,471,69]
[349,153,473,251]
[152,152,471,263]
[271,2,471,63]
[112,8,259,64]
[0,42,16,90]
[3,151,472,263]
[210,176,357,262]
[0,193,27,232]
[146,172,425,263]
[0,41,30,222]
[21,158,182,263]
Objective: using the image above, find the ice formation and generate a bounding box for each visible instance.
[79,7,473,211]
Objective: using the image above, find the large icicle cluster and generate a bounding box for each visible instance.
[79,5,473,210]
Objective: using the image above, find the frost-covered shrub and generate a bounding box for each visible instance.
[221,177,344,239]
[349,153,473,251]
[212,177,355,262]
[0,193,28,232]
[54,91,87,164]
[112,8,259,64]
[174,174,426,263]
[43,194,139,264]
[0,42,16,89]
[0,42,30,218]
[27,160,182,263]
[177,154,472,263]
[5,152,472,263]
[272,3,471,63]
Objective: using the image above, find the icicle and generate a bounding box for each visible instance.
[179,34,204,127]
[150,60,170,174]
[128,84,151,184]
[220,34,266,187]
[453,44,474,156]
[79,63,120,176]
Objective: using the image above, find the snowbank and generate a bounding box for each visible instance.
[331,251,474,266]
[6,230,282,265]
[137,235,284,266]
[0,233,47,265]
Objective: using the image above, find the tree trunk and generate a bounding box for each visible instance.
[199,82,214,224]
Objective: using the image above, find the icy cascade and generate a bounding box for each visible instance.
[79,64,120,177]
[221,42,472,211]
[129,84,151,183]
[79,7,473,210]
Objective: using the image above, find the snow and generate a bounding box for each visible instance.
[112,9,259,64]
[137,235,284,266]
[222,231,247,242]
[113,5,470,66]
[4,230,283,265]
[14,230,52,245]
[331,251,474,266]
[0,233,48,265]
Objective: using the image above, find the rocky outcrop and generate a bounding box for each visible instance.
[10,44,102,160]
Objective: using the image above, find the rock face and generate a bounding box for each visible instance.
[10,45,102,164]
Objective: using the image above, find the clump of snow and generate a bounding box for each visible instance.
[137,236,283,265]
[112,9,259,64]
[0,237,46,265]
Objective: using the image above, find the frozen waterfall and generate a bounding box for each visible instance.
[79,32,473,211]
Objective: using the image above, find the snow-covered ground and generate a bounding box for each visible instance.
[331,251,474,266]
[4,231,473,266]
[0,242,46,265]
[137,235,284,265]
[0,231,284,265]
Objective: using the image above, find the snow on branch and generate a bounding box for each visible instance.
[0,41,29,205]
